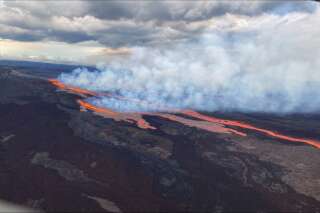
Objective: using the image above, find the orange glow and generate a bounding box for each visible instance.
[78,99,155,130]
[49,79,155,130]
[49,79,97,97]
[137,119,156,130]
[78,99,118,116]
[49,79,320,149]
[182,110,320,149]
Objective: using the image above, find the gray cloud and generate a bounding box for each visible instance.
[0,1,318,47]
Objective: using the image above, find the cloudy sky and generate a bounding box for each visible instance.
[0,0,318,64]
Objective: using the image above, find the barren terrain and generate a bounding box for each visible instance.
[0,64,319,212]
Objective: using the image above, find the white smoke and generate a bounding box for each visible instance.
[58,8,320,113]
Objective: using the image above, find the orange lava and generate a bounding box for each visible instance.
[182,110,320,149]
[49,79,97,97]
[49,78,320,149]
[50,79,155,130]
[137,118,156,130]
[78,99,117,116]
[78,99,155,130]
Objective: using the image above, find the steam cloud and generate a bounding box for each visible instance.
[58,8,320,113]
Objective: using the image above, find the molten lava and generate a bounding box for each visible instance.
[182,110,320,149]
[49,79,320,149]
[49,79,97,97]
[78,100,155,130]
[78,100,117,116]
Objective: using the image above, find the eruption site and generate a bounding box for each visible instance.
[77,99,155,130]
[49,79,320,149]
[49,79,97,97]
[181,110,320,149]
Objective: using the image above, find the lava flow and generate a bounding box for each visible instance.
[49,79,97,97]
[78,100,155,130]
[49,79,320,149]
[182,110,320,149]
[50,79,155,129]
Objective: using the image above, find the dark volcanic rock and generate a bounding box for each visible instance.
[0,67,319,212]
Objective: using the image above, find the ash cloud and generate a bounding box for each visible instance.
[58,6,320,113]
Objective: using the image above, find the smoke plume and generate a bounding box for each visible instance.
[58,8,320,113]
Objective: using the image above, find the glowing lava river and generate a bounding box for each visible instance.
[49,79,320,149]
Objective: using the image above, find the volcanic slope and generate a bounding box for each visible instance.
[0,66,319,212]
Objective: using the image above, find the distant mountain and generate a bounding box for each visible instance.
[0,59,95,78]
[0,59,93,70]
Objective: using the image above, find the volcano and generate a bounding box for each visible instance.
[50,79,320,149]
[0,63,319,212]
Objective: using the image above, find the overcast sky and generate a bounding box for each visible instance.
[0,0,318,64]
